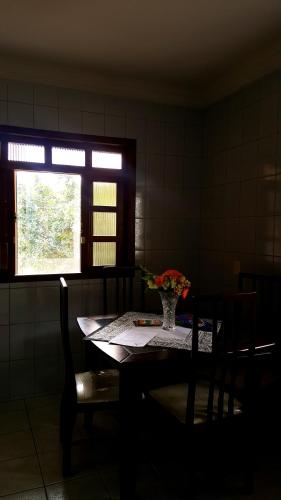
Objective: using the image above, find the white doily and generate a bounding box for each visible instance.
[89,311,212,352]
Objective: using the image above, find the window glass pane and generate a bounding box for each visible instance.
[15,171,81,275]
[92,151,122,169]
[8,143,45,163]
[93,212,116,236]
[93,182,117,207]
[52,147,85,167]
[93,242,116,266]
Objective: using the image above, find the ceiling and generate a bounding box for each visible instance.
[1,0,281,106]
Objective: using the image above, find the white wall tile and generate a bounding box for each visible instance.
[242,102,261,142]
[240,179,257,216]
[34,85,58,107]
[58,88,82,110]
[165,156,184,188]
[59,108,82,133]
[126,117,146,152]
[260,94,278,137]
[8,81,34,104]
[135,187,146,218]
[10,287,37,324]
[34,321,60,358]
[183,157,202,188]
[145,219,165,249]
[146,154,165,188]
[0,325,9,361]
[35,285,59,322]
[82,111,105,135]
[224,182,240,217]
[0,362,9,400]
[0,288,9,325]
[0,81,7,101]
[256,176,276,216]
[0,101,8,124]
[165,123,185,155]
[136,153,146,187]
[182,188,201,218]
[104,96,126,116]
[146,121,165,154]
[135,218,145,250]
[34,106,59,130]
[8,102,34,128]
[145,187,167,219]
[34,356,59,394]
[105,114,125,137]
[10,360,34,398]
[10,323,35,360]
[81,92,105,113]
[239,218,256,253]
[257,135,276,177]
[255,216,274,255]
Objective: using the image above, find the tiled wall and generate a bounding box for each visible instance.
[201,69,281,292]
[0,80,203,400]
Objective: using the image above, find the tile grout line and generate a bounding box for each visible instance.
[23,398,49,500]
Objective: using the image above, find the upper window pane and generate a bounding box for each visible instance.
[52,147,85,167]
[92,151,122,170]
[93,182,117,207]
[8,143,45,163]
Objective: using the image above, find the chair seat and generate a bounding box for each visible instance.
[149,381,242,425]
[75,369,119,404]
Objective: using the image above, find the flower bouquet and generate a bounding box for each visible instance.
[142,268,191,330]
[142,268,191,299]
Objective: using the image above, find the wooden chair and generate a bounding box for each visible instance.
[238,272,281,432]
[148,292,262,495]
[102,265,146,315]
[238,272,281,347]
[59,277,119,476]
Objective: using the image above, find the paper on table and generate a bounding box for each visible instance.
[109,326,160,347]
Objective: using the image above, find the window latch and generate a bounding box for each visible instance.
[81,236,86,244]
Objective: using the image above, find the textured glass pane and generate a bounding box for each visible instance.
[93,182,117,207]
[15,171,81,275]
[52,147,85,166]
[8,143,45,163]
[93,212,116,236]
[92,151,122,169]
[93,242,116,266]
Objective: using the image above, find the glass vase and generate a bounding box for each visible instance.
[159,291,178,331]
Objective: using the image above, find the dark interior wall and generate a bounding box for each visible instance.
[200,70,281,292]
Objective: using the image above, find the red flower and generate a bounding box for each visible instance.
[163,269,182,279]
[155,275,165,287]
[182,287,190,299]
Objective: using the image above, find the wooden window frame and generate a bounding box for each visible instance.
[0,125,136,281]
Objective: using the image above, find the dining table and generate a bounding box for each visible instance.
[77,311,213,500]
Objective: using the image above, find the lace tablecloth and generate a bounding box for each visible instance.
[88,311,212,352]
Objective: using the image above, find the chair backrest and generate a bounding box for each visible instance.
[60,277,76,396]
[238,272,281,346]
[102,265,145,315]
[186,292,258,426]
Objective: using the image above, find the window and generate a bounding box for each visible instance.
[0,126,136,279]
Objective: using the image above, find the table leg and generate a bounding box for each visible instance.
[119,365,141,500]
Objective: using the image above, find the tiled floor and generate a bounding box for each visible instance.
[0,394,281,499]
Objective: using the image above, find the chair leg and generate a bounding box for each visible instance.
[60,401,76,476]
[84,411,94,432]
